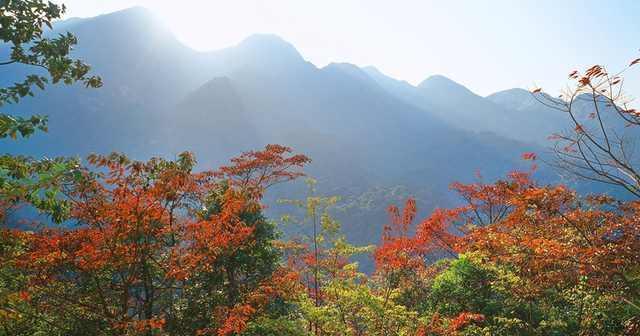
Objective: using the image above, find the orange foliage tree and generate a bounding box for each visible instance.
[459,174,640,301]
[3,145,309,335]
[374,163,640,334]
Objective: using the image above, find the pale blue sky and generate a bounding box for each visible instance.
[57,0,640,97]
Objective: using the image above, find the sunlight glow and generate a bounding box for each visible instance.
[152,1,266,51]
[57,0,640,96]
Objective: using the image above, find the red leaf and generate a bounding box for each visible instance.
[522,152,537,161]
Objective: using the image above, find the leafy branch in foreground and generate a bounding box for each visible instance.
[0,0,102,224]
[0,0,102,139]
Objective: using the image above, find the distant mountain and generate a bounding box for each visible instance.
[486,88,544,111]
[486,89,630,142]
[485,88,570,143]
[416,75,515,136]
[2,7,568,253]
[363,67,556,145]
[363,65,632,150]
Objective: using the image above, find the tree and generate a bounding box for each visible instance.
[373,171,639,335]
[1,0,102,139]
[374,197,458,301]
[0,0,101,223]
[3,145,310,335]
[278,180,412,336]
[1,3,103,334]
[279,179,344,311]
[455,174,640,334]
[534,55,640,198]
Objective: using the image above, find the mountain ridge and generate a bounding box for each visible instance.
[2,6,570,251]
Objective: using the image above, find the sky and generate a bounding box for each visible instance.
[57,0,640,96]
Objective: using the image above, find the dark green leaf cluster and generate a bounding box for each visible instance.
[0,0,102,139]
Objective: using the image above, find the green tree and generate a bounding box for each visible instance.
[1,0,102,139]
[279,179,418,336]
[0,0,101,222]
[169,182,285,335]
[1,2,99,334]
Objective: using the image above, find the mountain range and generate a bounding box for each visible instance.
[1,7,610,252]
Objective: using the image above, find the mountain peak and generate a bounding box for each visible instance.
[66,6,171,39]
[90,6,159,24]
[418,75,475,96]
[419,74,460,87]
[362,65,383,76]
[487,88,554,112]
[487,88,531,98]
[235,34,304,62]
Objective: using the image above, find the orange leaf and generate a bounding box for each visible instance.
[522,152,537,160]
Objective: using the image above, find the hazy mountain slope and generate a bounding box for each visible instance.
[416,75,513,134]
[1,7,210,158]
[363,67,540,143]
[488,88,634,145]
[167,41,542,248]
[363,67,567,145]
[362,66,423,104]
[1,7,545,251]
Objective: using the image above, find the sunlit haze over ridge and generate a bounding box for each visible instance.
[57,0,640,97]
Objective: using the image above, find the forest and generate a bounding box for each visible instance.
[1,1,640,335]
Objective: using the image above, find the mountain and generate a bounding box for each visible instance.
[2,7,559,254]
[416,75,516,136]
[486,89,631,143]
[363,66,634,150]
[363,67,554,145]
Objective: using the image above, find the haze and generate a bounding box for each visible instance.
[57,0,640,97]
